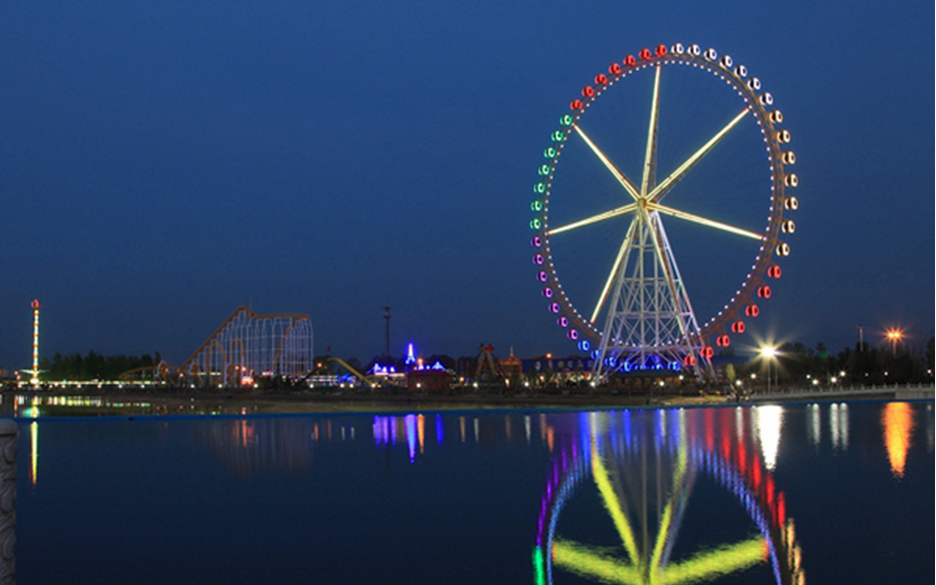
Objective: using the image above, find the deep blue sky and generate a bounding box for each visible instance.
[0,1,932,369]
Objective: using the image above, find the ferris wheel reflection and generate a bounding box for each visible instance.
[533,408,805,585]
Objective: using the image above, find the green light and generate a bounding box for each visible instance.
[531,200,543,212]
[544,147,557,158]
[538,164,550,176]
[551,130,565,142]
[560,114,574,126]
[530,218,541,230]
[533,546,546,585]
[533,183,546,194]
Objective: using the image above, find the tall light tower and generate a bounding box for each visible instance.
[30,299,40,387]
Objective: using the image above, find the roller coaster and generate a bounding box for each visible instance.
[179,306,314,387]
[122,307,314,387]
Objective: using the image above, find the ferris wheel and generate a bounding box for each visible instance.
[529,43,798,381]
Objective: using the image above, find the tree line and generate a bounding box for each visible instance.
[39,351,160,381]
[730,338,934,387]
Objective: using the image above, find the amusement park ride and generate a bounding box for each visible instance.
[115,306,315,387]
[529,43,798,383]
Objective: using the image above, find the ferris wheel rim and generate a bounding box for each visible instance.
[529,43,797,354]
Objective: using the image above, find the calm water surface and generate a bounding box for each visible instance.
[11,401,934,584]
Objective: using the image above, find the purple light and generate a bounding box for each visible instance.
[405,414,417,462]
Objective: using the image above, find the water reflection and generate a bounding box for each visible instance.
[11,402,933,584]
[881,403,915,478]
[29,421,38,486]
[927,404,934,453]
[755,405,783,471]
[533,408,804,585]
[193,419,323,477]
[807,404,821,447]
[17,401,931,493]
[829,403,849,451]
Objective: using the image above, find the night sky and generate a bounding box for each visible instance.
[0,1,931,370]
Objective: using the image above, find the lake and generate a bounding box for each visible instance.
[9,400,934,584]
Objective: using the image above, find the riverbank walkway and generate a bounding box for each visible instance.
[748,383,934,403]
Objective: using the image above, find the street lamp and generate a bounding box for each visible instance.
[759,345,778,394]
[885,328,904,355]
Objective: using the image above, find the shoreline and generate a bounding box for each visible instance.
[4,387,731,416]
[4,385,931,417]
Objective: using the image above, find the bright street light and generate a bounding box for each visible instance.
[759,345,778,393]
[759,345,778,358]
[884,328,904,355]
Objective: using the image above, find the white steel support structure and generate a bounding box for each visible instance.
[180,307,314,387]
[584,65,709,381]
[592,210,708,381]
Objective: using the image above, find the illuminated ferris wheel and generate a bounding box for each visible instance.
[529,43,798,381]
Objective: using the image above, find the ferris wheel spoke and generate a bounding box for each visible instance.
[572,125,641,201]
[591,442,641,563]
[591,217,639,323]
[658,538,769,583]
[548,202,638,236]
[649,203,763,240]
[647,108,750,203]
[551,539,643,585]
[640,65,662,197]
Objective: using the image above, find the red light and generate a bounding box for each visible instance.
[570,99,583,110]
[582,86,595,98]
[757,285,772,298]
[683,354,696,367]
[701,346,714,359]
[716,334,730,348]
[594,73,608,85]
[639,48,652,60]
[624,55,637,66]
[731,321,746,334]
[31,299,40,310]
[655,44,667,56]
[767,265,782,278]
[608,63,622,75]
[745,304,760,317]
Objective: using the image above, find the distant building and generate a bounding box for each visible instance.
[406,368,452,392]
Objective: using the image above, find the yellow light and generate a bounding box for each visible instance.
[882,402,915,478]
